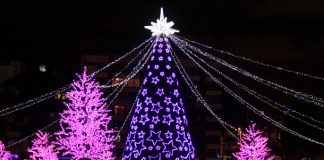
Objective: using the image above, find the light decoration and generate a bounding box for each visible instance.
[28,131,58,160]
[177,38,324,132]
[145,8,179,36]
[55,67,115,160]
[122,36,195,159]
[170,46,239,139]
[170,36,324,146]
[0,140,11,160]
[175,35,324,81]
[233,123,274,160]
[170,35,324,108]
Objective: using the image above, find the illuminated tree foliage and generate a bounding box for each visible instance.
[122,37,195,159]
[55,67,115,160]
[233,123,274,160]
[28,131,58,160]
[0,140,11,160]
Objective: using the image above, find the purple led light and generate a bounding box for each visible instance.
[122,37,195,159]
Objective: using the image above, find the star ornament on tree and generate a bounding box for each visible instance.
[145,7,179,36]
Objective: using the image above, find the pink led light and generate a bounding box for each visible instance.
[233,123,274,160]
[55,67,115,160]
[0,140,11,160]
[28,131,58,160]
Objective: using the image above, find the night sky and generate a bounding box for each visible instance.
[1,0,324,159]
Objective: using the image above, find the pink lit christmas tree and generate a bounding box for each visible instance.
[28,131,58,160]
[55,67,115,160]
[233,123,274,160]
[0,140,11,160]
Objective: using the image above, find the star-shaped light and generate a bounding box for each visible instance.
[176,131,188,146]
[139,114,150,125]
[147,130,163,145]
[156,88,165,96]
[151,102,163,114]
[145,7,179,36]
[163,114,174,126]
[152,116,160,124]
[134,139,147,155]
[162,140,178,156]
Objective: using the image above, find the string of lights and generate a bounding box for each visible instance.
[170,47,239,140]
[0,86,69,114]
[111,86,144,144]
[171,38,324,146]
[0,37,153,117]
[101,39,155,88]
[90,37,154,77]
[3,62,142,149]
[176,39,324,132]
[174,35,324,81]
[171,36,324,108]
[5,119,59,149]
[104,38,153,86]
[0,94,55,117]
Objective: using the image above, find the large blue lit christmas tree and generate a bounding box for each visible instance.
[122,8,196,160]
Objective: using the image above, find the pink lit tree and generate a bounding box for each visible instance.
[233,123,274,160]
[0,140,11,160]
[55,67,115,160]
[28,131,58,160]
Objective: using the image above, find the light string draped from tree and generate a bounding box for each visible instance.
[171,36,324,108]
[175,35,324,81]
[170,37,324,146]
[105,41,155,108]
[0,37,154,117]
[3,41,155,150]
[101,40,155,89]
[170,37,324,132]
[111,85,144,145]
[103,37,153,86]
[5,119,59,149]
[170,49,239,140]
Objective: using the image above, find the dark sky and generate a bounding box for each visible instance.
[1,0,324,66]
[1,0,324,158]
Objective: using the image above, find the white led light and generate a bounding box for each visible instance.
[145,8,179,36]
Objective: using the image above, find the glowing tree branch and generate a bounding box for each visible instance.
[55,67,115,160]
[0,140,11,160]
[233,123,274,160]
[28,131,58,160]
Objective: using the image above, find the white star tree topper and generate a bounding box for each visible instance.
[145,8,179,36]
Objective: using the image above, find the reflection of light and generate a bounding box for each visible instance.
[39,65,46,72]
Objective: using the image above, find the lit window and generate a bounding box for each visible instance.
[112,77,124,85]
[127,79,140,87]
[55,93,67,100]
[114,105,125,115]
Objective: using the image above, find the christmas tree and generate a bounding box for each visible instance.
[233,123,274,160]
[55,67,115,160]
[122,8,195,159]
[28,131,58,160]
[0,140,11,160]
